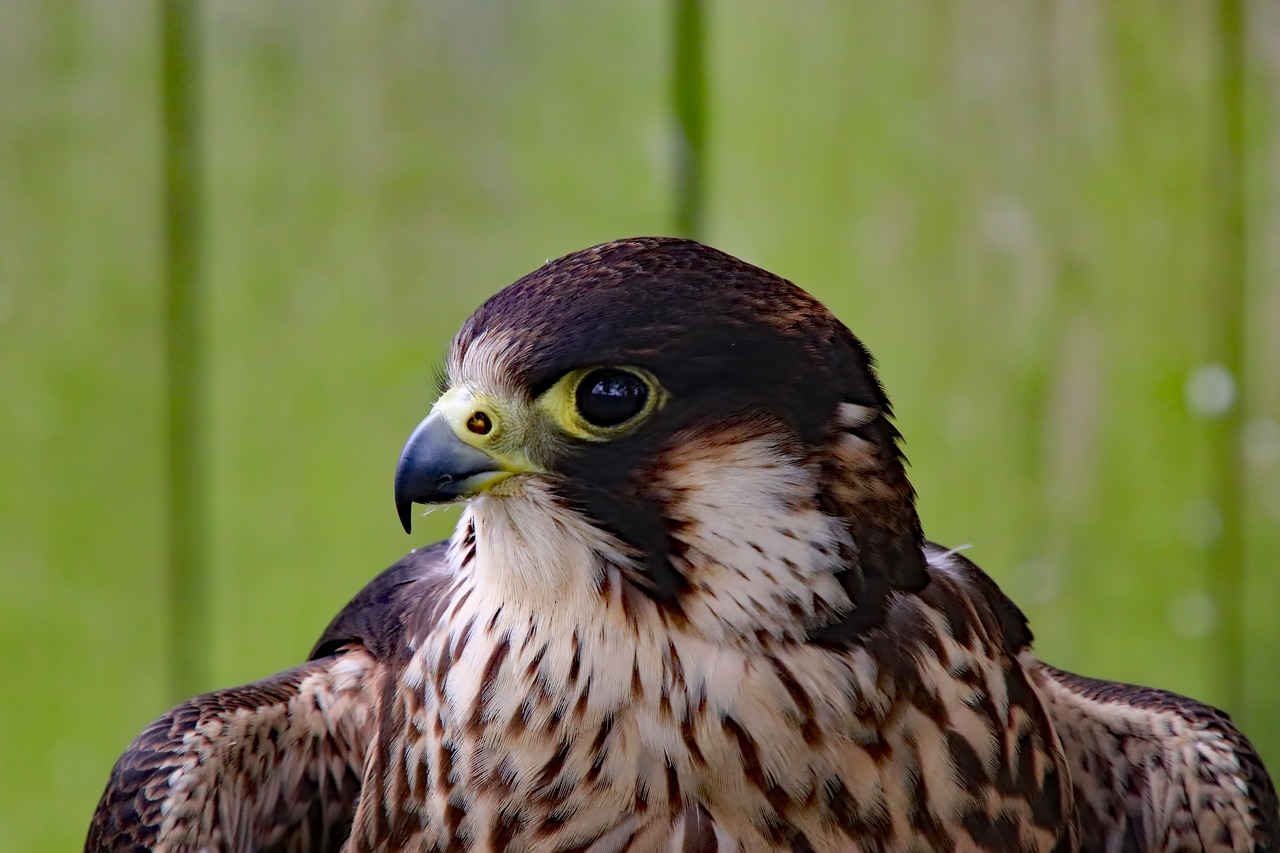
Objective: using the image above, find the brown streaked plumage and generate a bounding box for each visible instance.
[1034,664,1279,852]
[84,546,450,852]
[87,238,1277,852]
[84,651,370,851]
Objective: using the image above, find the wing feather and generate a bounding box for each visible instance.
[86,543,454,852]
[1034,662,1279,853]
[85,647,375,852]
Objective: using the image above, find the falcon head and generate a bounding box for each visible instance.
[395,237,927,642]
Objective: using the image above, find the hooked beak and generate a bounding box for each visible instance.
[393,411,510,533]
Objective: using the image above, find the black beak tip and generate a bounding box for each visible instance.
[396,498,413,534]
[394,410,504,535]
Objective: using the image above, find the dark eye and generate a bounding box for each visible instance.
[575,368,650,427]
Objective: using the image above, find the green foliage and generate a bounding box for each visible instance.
[0,3,1276,850]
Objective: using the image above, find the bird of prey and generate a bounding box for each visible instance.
[87,237,1277,852]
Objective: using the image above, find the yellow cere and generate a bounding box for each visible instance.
[431,385,542,474]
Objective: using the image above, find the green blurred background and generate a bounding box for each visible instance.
[3,2,1279,849]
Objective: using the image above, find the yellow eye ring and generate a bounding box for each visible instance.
[538,366,665,440]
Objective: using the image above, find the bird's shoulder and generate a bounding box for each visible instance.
[85,650,376,851]
[309,540,455,664]
[1035,662,1279,852]
[788,544,1081,851]
[849,542,1035,668]
[86,544,454,852]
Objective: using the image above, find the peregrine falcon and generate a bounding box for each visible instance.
[87,238,1277,852]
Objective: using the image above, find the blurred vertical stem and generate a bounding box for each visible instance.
[162,0,206,700]
[1209,0,1246,713]
[673,0,706,240]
